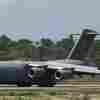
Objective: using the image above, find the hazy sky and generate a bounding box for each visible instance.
[0,0,99,41]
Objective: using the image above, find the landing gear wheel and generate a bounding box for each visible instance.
[38,82,55,87]
[37,69,57,87]
[17,82,32,87]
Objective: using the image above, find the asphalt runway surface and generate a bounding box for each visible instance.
[0,84,73,91]
[0,83,99,90]
[0,82,99,95]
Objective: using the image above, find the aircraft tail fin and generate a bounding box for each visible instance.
[67,29,97,62]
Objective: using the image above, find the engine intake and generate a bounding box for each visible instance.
[55,71,63,80]
[27,68,35,79]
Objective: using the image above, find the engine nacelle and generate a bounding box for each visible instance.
[55,68,73,80]
[27,65,46,80]
[55,70,64,80]
[27,68,35,79]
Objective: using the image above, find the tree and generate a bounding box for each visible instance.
[35,41,41,48]
[16,39,33,49]
[56,34,74,49]
[8,41,18,48]
[96,40,100,48]
[15,39,33,59]
[68,34,74,49]
[40,38,54,48]
[0,35,11,50]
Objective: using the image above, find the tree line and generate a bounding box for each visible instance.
[0,34,74,61]
[0,34,74,50]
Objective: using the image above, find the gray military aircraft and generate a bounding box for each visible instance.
[0,29,99,87]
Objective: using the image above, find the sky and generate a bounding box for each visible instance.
[0,0,99,41]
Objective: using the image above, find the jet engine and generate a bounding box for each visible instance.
[26,64,47,80]
[55,70,64,80]
[27,68,35,79]
[55,68,73,80]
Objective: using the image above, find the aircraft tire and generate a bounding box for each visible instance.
[37,76,56,87]
[17,81,32,87]
[37,82,55,87]
[37,69,57,87]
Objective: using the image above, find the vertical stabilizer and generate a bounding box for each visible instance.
[67,29,97,62]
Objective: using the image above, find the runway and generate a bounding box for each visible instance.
[0,81,99,95]
[0,81,99,92]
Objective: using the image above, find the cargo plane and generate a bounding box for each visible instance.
[0,29,99,87]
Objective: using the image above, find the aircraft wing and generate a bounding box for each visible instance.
[27,60,100,74]
[46,61,100,74]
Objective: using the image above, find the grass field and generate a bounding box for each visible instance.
[0,93,99,100]
[0,91,67,100]
[0,89,98,100]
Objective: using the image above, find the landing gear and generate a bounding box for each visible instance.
[17,81,32,87]
[38,81,55,87]
[37,69,56,87]
[17,77,33,87]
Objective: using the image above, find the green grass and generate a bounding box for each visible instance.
[0,90,66,96]
[0,89,99,100]
[0,93,99,100]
